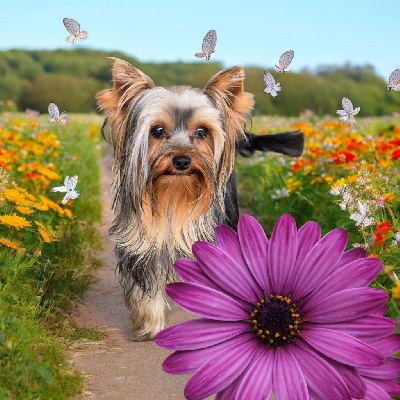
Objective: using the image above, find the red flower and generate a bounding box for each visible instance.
[331,150,357,165]
[291,159,308,173]
[375,222,391,234]
[392,148,400,160]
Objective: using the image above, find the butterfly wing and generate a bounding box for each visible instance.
[194,52,206,58]
[56,112,69,125]
[342,97,354,114]
[389,69,400,89]
[51,185,67,193]
[63,18,80,36]
[351,107,360,116]
[263,71,276,87]
[66,175,78,190]
[278,50,294,71]
[202,30,217,55]
[61,190,79,205]
[48,103,60,119]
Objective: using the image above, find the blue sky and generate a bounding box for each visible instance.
[0,0,398,79]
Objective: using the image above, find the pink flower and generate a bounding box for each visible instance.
[156,214,399,400]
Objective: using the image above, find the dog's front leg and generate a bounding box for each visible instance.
[129,284,166,341]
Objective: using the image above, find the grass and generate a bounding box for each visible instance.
[0,113,104,399]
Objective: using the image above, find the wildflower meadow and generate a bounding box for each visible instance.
[0,112,102,399]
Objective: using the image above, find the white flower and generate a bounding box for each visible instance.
[271,188,290,200]
[350,201,375,228]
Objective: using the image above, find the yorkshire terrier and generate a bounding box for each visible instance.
[96,58,304,341]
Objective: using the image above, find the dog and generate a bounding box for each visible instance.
[96,58,304,341]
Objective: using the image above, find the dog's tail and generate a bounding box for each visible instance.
[237,131,304,158]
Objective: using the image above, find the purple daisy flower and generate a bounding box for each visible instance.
[156,214,399,400]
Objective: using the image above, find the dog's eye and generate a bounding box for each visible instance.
[194,126,208,139]
[151,125,166,139]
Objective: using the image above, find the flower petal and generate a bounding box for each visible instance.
[155,319,249,350]
[166,282,248,321]
[366,378,400,397]
[308,315,396,340]
[174,259,220,290]
[289,339,353,399]
[273,347,308,400]
[302,326,385,367]
[162,333,252,375]
[215,345,266,400]
[358,356,400,379]
[323,358,366,399]
[336,247,367,269]
[285,221,321,294]
[305,287,389,323]
[367,333,400,356]
[238,215,272,294]
[301,257,382,311]
[192,241,263,303]
[215,224,248,269]
[236,348,274,400]
[184,338,258,399]
[268,214,298,294]
[291,228,348,300]
[363,379,391,400]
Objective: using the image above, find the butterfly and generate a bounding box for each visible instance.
[51,175,80,205]
[195,30,217,61]
[275,50,294,73]
[63,18,89,43]
[263,71,281,97]
[337,97,360,125]
[48,103,68,125]
[387,69,400,91]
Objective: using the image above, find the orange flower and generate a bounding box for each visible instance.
[383,193,394,203]
[0,238,20,249]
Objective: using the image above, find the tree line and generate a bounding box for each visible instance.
[0,48,399,116]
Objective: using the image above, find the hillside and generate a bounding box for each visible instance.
[0,48,399,116]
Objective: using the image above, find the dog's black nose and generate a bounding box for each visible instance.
[173,156,191,171]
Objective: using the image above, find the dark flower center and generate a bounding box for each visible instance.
[249,295,303,348]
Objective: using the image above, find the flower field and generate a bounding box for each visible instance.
[236,115,400,321]
[0,112,103,399]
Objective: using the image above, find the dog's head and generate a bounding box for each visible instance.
[96,59,253,224]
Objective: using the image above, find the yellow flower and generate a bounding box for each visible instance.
[0,214,31,229]
[35,221,56,243]
[37,165,61,181]
[3,188,29,205]
[331,178,346,190]
[347,175,358,184]
[38,227,55,243]
[324,175,334,183]
[15,187,36,201]
[15,205,34,214]
[286,178,302,193]
[0,238,20,249]
[39,195,64,215]
[392,281,400,300]
[310,177,324,185]
[63,208,74,219]
[30,202,49,211]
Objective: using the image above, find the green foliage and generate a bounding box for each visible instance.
[1,49,400,116]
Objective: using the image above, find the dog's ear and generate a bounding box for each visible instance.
[204,66,254,122]
[96,58,154,117]
[204,66,254,185]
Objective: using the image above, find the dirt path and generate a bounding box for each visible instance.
[67,154,196,400]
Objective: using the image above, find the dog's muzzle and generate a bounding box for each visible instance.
[172,155,191,171]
